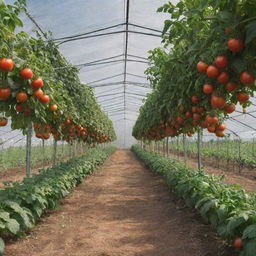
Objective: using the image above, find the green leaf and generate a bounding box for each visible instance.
[0,237,4,256]
[162,20,172,35]
[242,224,256,239]
[241,239,256,256]
[227,217,245,234]
[245,21,256,44]
[6,219,20,234]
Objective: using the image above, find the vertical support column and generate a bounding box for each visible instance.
[183,134,187,164]
[69,143,72,159]
[26,122,32,178]
[197,129,202,170]
[166,137,169,157]
[52,139,57,167]
[238,138,241,173]
[177,136,179,160]
[42,138,45,161]
[226,136,230,171]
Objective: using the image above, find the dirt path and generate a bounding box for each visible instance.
[170,153,256,193]
[5,150,233,256]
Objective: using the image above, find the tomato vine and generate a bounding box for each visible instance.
[133,0,256,141]
[0,0,116,144]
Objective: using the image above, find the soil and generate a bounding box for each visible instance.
[0,160,54,187]
[4,150,235,256]
[169,152,256,193]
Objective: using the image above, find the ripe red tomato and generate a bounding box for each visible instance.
[217,123,226,131]
[197,106,205,114]
[237,92,249,103]
[215,130,225,137]
[15,104,23,112]
[177,116,184,124]
[42,133,51,140]
[40,94,50,104]
[240,72,255,85]
[217,71,230,83]
[206,114,218,125]
[225,82,238,92]
[207,125,216,133]
[0,58,14,72]
[36,133,43,139]
[0,88,11,100]
[197,61,208,73]
[203,83,214,94]
[191,106,198,113]
[185,111,192,118]
[20,68,33,80]
[211,95,226,109]
[233,237,243,250]
[191,95,199,104]
[16,92,28,103]
[0,117,8,126]
[228,39,244,52]
[50,104,58,111]
[33,89,44,99]
[224,104,236,114]
[193,113,202,121]
[200,121,208,128]
[207,65,219,78]
[214,56,228,69]
[31,78,44,89]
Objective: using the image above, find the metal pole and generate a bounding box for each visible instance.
[197,130,202,169]
[166,137,169,157]
[26,122,32,178]
[177,137,179,160]
[52,140,57,167]
[183,134,187,164]
[42,138,45,161]
[238,139,241,173]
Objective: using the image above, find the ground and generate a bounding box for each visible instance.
[4,150,234,256]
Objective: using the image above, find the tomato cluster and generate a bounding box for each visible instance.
[143,35,255,140]
[0,58,112,144]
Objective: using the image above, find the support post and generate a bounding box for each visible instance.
[52,139,57,167]
[26,122,32,178]
[183,134,187,164]
[197,129,202,169]
[166,137,169,157]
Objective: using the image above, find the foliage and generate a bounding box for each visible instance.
[132,145,256,256]
[169,138,256,168]
[0,0,116,143]
[0,145,115,254]
[133,0,256,141]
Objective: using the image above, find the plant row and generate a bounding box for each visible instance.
[0,146,115,254]
[169,139,256,168]
[0,0,116,143]
[132,145,256,256]
[133,0,256,141]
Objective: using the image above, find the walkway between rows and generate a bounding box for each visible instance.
[5,150,229,256]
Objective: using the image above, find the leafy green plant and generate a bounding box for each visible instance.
[133,0,256,141]
[0,146,115,255]
[132,145,256,256]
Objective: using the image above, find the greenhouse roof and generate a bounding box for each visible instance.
[3,0,256,147]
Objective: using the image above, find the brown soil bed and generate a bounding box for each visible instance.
[4,150,234,256]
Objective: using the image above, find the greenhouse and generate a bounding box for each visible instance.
[0,0,255,255]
